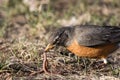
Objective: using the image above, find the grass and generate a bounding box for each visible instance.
[0,0,120,79]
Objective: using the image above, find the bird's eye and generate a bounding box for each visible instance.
[53,36,59,42]
[52,35,59,44]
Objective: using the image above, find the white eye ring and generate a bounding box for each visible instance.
[54,36,59,42]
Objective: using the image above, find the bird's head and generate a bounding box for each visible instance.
[45,27,74,52]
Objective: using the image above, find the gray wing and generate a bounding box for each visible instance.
[75,25,120,46]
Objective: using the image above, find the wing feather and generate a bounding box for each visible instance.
[75,25,120,46]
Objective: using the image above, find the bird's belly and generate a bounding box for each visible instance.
[66,40,118,58]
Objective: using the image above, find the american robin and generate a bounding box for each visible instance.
[45,25,120,64]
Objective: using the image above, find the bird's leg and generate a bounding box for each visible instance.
[82,58,88,75]
[75,56,79,63]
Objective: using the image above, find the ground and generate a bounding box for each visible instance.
[0,0,120,80]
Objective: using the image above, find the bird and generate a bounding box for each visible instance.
[45,25,120,64]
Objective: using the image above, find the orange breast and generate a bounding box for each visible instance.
[66,40,118,58]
